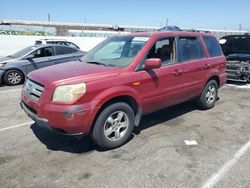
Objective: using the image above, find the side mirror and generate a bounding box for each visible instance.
[144,58,161,70]
[25,54,34,59]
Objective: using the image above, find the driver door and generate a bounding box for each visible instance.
[139,37,185,114]
[26,47,55,71]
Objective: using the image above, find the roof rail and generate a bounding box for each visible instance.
[183,29,211,33]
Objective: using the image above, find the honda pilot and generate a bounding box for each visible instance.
[21,31,227,149]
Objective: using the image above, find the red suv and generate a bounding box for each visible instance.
[21,31,227,149]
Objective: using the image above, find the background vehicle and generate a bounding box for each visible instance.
[35,39,80,50]
[0,44,85,85]
[219,34,250,83]
[21,32,226,149]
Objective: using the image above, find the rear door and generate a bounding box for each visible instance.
[53,46,80,64]
[177,36,207,98]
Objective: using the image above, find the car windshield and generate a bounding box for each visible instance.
[81,36,149,67]
[10,46,36,58]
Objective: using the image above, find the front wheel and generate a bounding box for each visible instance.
[197,80,218,110]
[91,102,135,149]
[4,70,24,86]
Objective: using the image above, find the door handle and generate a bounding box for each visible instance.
[204,64,210,70]
[173,70,182,76]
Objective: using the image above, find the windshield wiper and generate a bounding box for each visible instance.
[86,61,108,66]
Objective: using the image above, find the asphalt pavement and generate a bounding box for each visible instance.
[0,84,249,188]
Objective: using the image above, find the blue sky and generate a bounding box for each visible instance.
[0,0,249,30]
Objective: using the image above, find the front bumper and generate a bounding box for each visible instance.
[226,69,249,82]
[20,101,84,135]
[21,85,101,135]
[0,69,5,85]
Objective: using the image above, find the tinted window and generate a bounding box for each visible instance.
[66,42,80,49]
[56,46,77,55]
[31,47,53,58]
[179,37,204,61]
[147,38,176,65]
[203,36,223,57]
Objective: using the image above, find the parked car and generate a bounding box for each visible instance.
[219,34,250,83]
[35,39,80,50]
[0,44,85,85]
[21,31,226,149]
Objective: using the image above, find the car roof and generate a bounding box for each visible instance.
[36,39,67,42]
[31,44,75,48]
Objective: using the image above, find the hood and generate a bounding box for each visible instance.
[0,56,19,64]
[28,61,121,88]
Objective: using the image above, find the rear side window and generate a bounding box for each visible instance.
[179,37,204,62]
[55,46,77,55]
[66,42,80,49]
[203,36,223,57]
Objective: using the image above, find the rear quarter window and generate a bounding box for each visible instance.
[203,36,223,57]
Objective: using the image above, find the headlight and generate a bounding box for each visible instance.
[52,83,86,103]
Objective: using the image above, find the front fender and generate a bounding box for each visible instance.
[93,85,142,110]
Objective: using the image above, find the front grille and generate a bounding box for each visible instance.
[226,65,240,71]
[24,79,44,102]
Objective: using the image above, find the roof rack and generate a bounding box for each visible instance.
[183,29,211,33]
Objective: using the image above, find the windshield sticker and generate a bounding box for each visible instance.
[133,37,149,42]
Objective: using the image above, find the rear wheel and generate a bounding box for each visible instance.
[4,70,24,86]
[197,80,218,110]
[92,102,135,149]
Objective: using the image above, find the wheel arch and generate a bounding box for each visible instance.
[206,75,220,88]
[90,94,141,134]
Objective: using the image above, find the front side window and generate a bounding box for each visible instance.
[81,36,149,67]
[179,37,204,62]
[31,47,53,58]
[147,38,176,65]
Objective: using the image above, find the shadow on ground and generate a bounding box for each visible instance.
[31,101,197,153]
[134,101,197,134]
[30,124,97,154]
[226,80,248,86]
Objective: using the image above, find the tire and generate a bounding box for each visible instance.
[4,70,24,86]
[197,80,218,110]
[92,102,135,149]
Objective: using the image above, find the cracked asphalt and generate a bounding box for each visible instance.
[0,84,249,188]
